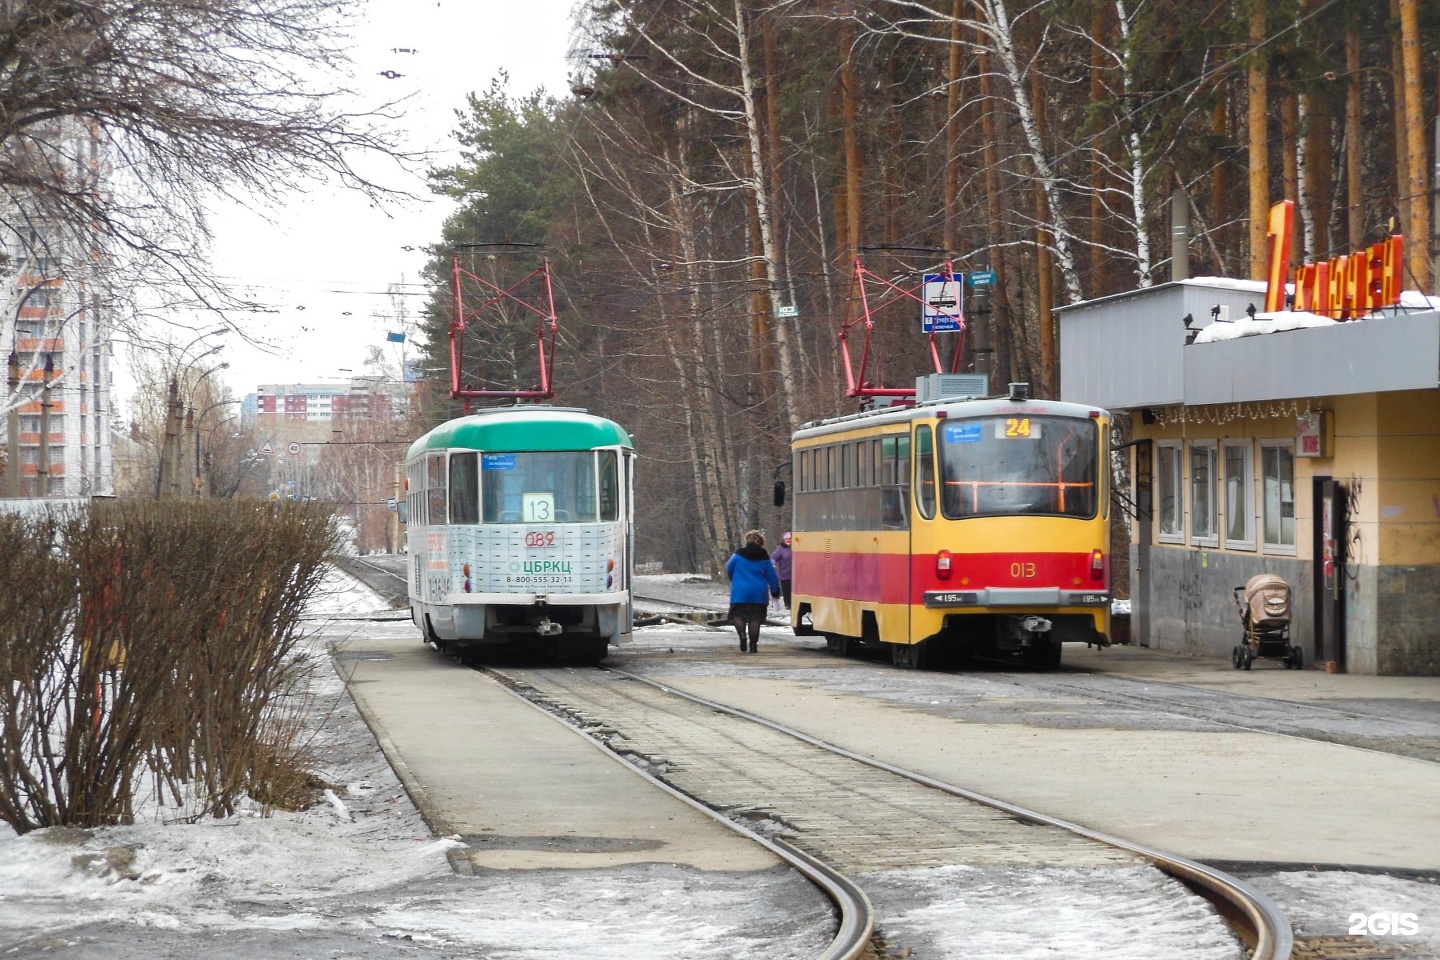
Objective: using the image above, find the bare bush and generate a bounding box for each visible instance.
[0,500,337,834]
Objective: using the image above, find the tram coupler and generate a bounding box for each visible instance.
[535,618,563,637]
[1020,616,1052,636]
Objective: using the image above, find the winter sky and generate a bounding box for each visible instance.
[140,0,579,402]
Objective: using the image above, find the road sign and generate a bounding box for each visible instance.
[775,304,798,318]
[387,498,397,511]
[258,440,274,456]
[969,270,997,287]
[287,441,301,455]
[922,274,964,332]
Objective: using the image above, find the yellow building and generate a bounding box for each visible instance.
[1059,278,1440,676]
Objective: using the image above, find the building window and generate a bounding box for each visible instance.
[1262,442,1296,552]
[1223,442,1255,551]
[1156,442,1183,542]
[1189,442,1217,545]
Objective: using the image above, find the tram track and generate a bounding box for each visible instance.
[486,661,1292,960]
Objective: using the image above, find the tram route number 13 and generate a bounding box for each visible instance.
[1010,562,1037,579]
[522,492,555,522]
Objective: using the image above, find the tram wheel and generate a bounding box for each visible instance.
[1044,639,1061,670]
[891,640,928,670]
[574,638,609,665]
[1022,638,1060,671]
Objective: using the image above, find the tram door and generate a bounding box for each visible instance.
[622,449,636,636]
[1313,477,1346,670]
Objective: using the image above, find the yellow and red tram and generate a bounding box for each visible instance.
[786,385,1111,669]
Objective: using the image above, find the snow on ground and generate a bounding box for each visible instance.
[0,568,831,960]
[3,567,1438,958]
[862,865,1243,960]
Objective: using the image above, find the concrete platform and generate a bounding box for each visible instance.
[337,625,779,873]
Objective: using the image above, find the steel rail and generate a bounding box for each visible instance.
[488,671,875,960]
[342,556,409,586]
[606,667,1293,960]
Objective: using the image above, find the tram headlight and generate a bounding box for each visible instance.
[1090,549,1105,581]
[936,549,953,581]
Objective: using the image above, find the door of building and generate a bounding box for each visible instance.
[1312,477,1346,669]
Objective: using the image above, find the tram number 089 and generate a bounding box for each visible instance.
[525,531,556,548]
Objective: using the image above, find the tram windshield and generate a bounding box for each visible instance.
[938,415,1098,519]
[475,450,616,524]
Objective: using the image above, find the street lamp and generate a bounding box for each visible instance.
[157,340,226,499]
[193,395,240,497]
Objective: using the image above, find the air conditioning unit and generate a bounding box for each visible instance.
[916,373,988,402]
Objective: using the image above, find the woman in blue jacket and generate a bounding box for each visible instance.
[725,529,781,653]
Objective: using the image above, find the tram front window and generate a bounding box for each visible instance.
[939,416,1098,519]
[481,451,608,523]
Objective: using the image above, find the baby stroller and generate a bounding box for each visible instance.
[1231,574,1303,670]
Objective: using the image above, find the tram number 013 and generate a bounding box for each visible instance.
[524,531,556,548]
[1010,562,1036,579]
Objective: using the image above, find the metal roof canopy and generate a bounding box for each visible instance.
[1057,278,1440,409]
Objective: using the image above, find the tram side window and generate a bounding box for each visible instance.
[449,453,479,524]
[598,450,619,521]
[408,462,426,527]
[427,453,447,525]
[914,425,937,519]
[881,434,909,529]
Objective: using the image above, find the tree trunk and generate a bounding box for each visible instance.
[1345,25,1364,250]
[1398,0,1431,290]
[943,0,963,256]
[840,13,864,267]
[734,0,799,430]
[1391,0,1411,255]
[979,28,1014,385]
[1031,67,1056,397]
[1090,1,1111,295]
[1247,1,1270,280]
[980,0,1084,303]
[1213,96,1230,273]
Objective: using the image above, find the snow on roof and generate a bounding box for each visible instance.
[1176,275,1265,292]
[1194,289,1440,344]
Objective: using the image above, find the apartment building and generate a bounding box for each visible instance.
[1,121,115,498]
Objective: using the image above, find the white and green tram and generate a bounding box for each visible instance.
[403,406,635,662]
